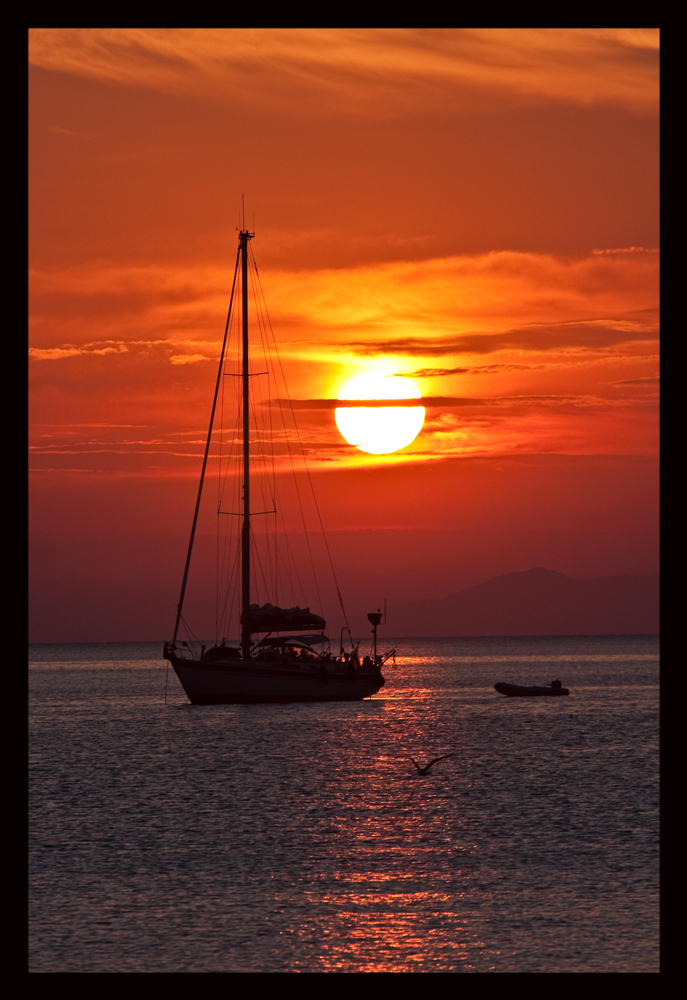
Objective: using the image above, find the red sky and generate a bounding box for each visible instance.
[29,29,659,642]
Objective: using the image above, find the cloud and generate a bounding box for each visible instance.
[47,125,80,137]
[267,397,473,409]
[402,364,547,377]
[169,353,213,365]
[404,354,661,379]
[28,28,658,115]
[29,250,659,370]
[29,344,129,360]
[258,250,659,352]
[28,249,658,478]
[345,322,658,358]
[268,393,642,413]
[592,246,659,255]
[613,375,660,386]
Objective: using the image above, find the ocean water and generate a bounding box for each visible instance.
[29,635,659,973]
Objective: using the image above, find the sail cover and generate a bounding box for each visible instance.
[256,634,329,647]
[242,603,326,633]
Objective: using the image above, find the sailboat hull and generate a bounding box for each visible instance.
[168,654,385,704]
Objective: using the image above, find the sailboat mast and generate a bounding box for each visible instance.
[240,229,253,660]
[171,242,241,649]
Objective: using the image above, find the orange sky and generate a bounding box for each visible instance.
[29,29,659,641]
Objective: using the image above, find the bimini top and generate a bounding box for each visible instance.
[242,603,326,633]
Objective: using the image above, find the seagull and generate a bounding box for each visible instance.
[408,754,455,776]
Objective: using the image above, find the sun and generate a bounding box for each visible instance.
[335,374,425,454]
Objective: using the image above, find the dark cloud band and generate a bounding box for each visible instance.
[265,395,604,409]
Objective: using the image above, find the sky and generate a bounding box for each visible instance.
[29,29,659,642]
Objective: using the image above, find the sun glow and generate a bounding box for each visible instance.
[335,374,425,454]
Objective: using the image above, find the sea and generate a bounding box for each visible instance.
[29,635,659,973]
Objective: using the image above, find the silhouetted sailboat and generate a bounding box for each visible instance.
[163,229,386,703]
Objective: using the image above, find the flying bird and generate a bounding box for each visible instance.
[408,754,455,776]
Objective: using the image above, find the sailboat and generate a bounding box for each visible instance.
[163,228,387,703]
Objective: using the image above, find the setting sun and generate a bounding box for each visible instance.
[335,374,425,454]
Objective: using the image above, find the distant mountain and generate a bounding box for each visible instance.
[387,568,659,636]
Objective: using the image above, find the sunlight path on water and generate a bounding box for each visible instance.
[29,636,658,972]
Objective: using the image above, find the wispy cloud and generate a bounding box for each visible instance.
[345,321,658,358]
[29,344,129,360]
[29,29,659,115]
[592,246,659,255]
[29,251,659,366]
[267,393,647,412]
[46,124,80,137]
[267,397,471,409]
[169,353,214,365]
[404,354,661,379]
[402,363,548,377]
[612,375,660,386]
[258,251,659,351]
[29,248,659,473]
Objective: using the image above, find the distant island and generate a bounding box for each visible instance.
[387,567,659,636]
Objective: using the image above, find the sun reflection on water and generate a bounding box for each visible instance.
[29,636,659,972]
[294,889,490,973]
